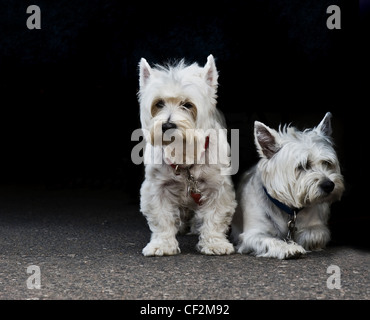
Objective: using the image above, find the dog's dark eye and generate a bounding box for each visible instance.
[155,100,165,108]
[322,160,333,169]
[182,102,193,109]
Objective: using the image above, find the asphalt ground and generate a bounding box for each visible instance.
[0,185,368,301]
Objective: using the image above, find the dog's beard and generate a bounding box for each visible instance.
[296,170,344,207]
[260,154,344,209]
[264,171,344,209]
[149,121,208,165]
[163,130,207,165]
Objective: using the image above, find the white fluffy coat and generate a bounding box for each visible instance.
[232,113,344,259]
[138,55,236,256]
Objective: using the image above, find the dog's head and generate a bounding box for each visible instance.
[138,55,221,164]
[255,112,345,209]
[138,55,218,143]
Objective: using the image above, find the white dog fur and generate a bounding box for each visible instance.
[138,55,236,256]
[232,113,344,259]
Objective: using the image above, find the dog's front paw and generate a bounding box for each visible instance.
[253,239,306,259]
[197,239,235,255]
[282,241,307,259]
[142,240,180,257]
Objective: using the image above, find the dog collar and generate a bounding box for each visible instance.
[263,187,303,242]
[263,187,302,217]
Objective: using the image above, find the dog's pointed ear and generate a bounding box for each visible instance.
[316,112,333,137]
[139,58,152,89]
[254,121,280,159]
[203,54,218,87]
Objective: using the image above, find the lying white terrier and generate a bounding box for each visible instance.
[232,113,344,259]
[138,55,236,256]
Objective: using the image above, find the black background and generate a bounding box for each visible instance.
[0,1,368,247]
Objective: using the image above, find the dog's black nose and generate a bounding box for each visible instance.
[162,122,177,133]
[320,180,335,194]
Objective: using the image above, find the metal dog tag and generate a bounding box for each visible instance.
[186,183,192,197]
[186,168,201,198]
[285,211,297,243]
[186,177,199,196]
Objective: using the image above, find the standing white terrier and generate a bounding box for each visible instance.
[232,113,344,259]
[138,55,236,256]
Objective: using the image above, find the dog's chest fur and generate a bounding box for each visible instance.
[146,163,225,207]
